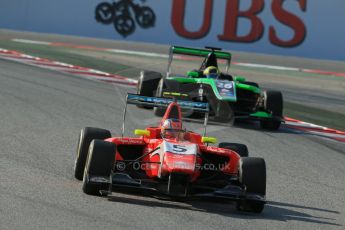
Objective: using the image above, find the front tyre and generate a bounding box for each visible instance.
[74,127,111,180]
[218,143,249,157]
[137,71,162,97]
[237,157,266,213]
[153,79,166,117]
[137,71,162,109]
[260,90,283,130]
[82,140,116,196]
[214,102,235,125]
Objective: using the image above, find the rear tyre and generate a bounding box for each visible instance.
[136,71,162,109]
[74,127,111,180]
[82,140,116,196]
[218,143,249,157]
[153,79,166,116]
[260,90,283,130]
[237,157,266,213]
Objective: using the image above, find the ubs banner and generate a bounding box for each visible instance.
[0,0,344,60]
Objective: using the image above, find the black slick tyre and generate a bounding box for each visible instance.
[237,157,266,213]
[260,90,283,130]
[137,71,162,109]
[82,140,116,196]
[74,127,111,180]
[137,71,162,97]
[218,143,249,157]
[214,102,235,124]
[153,79,166,116]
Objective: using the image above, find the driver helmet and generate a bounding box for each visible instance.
[161,119,185,140]
[203,66,220,79]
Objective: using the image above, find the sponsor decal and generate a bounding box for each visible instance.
[89,176,110,183]
[115,161,126,171]
[206,146,227,153]
[171,0,307,47]
[118,138,144,144]
[164,141,197,155]
[216,80,235,97]
[127,94,208,110]
[95,0,156,37]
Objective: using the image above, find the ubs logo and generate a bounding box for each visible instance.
[95,0,156,37]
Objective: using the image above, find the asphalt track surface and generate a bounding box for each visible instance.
[1,55,345,229]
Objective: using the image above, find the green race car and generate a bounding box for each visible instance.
[137,46,283,130]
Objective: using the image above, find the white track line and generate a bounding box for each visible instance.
[12,38,51,45]
[107,49,168,58]
[0,48,136,86]
[9,38,319,74]
[234,62,300,71]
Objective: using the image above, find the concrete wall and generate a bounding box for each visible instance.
[0,0,344,60]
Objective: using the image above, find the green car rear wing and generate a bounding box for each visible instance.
[167,46,232,77]
[171,46,232,60]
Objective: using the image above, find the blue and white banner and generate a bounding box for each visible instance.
[0,0,344,60]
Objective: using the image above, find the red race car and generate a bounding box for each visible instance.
[74,93,267,213]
